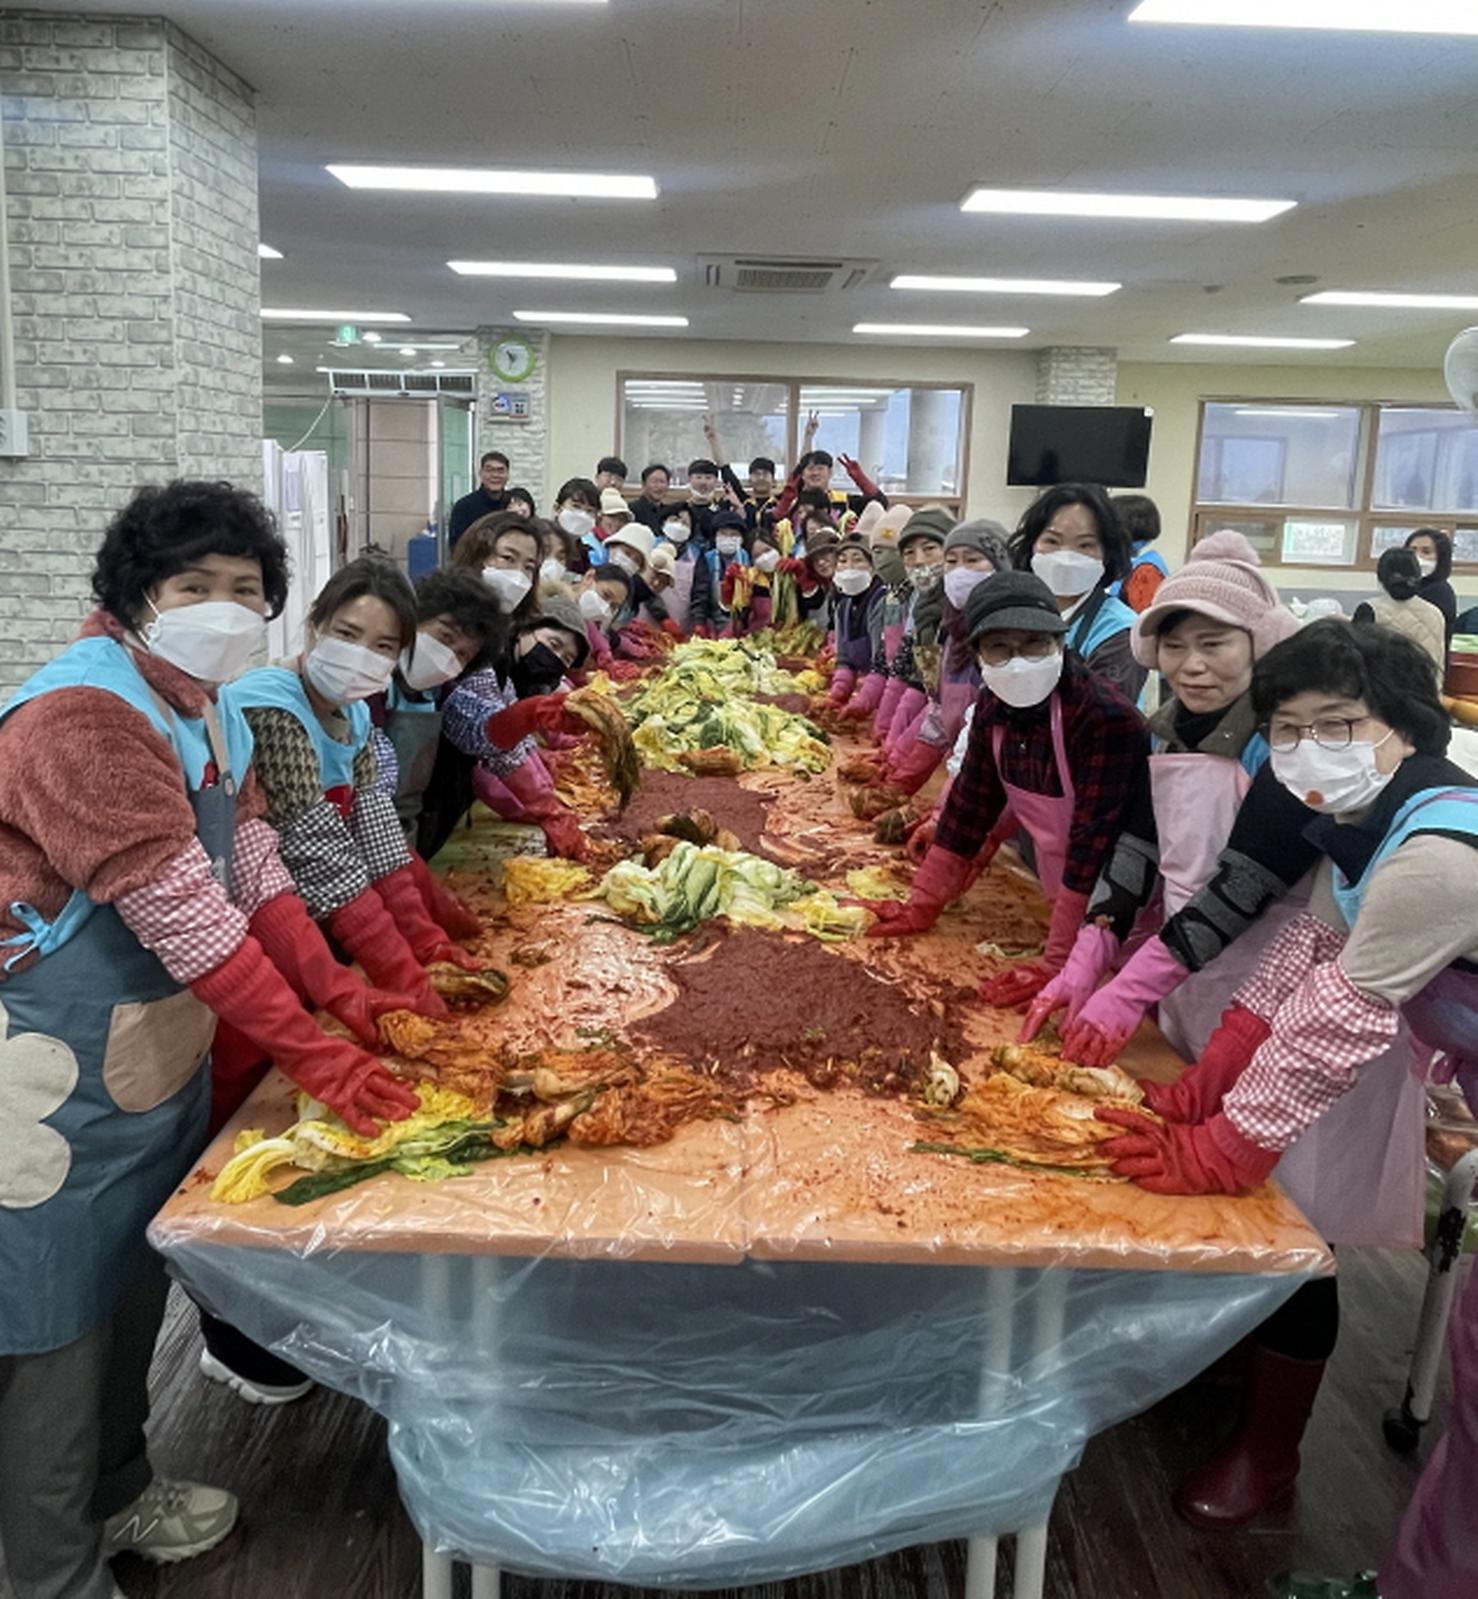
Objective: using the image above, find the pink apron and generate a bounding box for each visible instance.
[1152,751,1423,1248]
[664,557,695,632]
[991,693,1075,899]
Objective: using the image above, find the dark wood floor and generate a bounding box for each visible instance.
[2,1249,1457,1599]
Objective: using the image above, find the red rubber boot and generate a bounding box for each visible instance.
[1174,1346,1327,1528]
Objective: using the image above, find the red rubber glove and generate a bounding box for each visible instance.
[405,849,481,942]
[860,846,972,938]
[327,888,447,1017]
[660,618,686,641]
[979,888,1089,1009]
[376,864,481,971]
[1095,1107,1279,1196]
[888,736,945,796]
[484,693,584,747]
[1140,1005,1274,1124]
[836,453,882,500]
[540,807,589,861]
[247,893,418,1047]
[776,557,809,581]
[192,938,420,1137]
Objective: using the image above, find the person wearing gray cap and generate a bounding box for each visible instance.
[880,519,1011,797]
[858,570,1148,1013]
[875,507,956,758]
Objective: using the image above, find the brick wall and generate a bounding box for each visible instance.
[466,325,551,506]
[1035,346,1119,406]
[0,12,259,694]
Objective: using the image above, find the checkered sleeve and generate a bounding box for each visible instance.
[351,783,412,883]
[1231,911,1347,1022]
[442,668,536,777]
[229,815,297,917]
[1222,958,1401,1152]
[275,798,372,920]
[113,839,249,984]
[370,728,399,798]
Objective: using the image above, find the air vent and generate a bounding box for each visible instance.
[325,369,476,397]
[698,255,878,294]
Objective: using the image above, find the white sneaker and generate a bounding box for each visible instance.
[102,1478,238,1563]
[199,1346,313,1406]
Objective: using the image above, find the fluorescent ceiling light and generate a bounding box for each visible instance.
[1171,333,1355,349]
[853,322,1030,338]
[1301,290,1478,309]
[448,260,676,283]
[514,310,689,327]
[263,308,410,323]
[275,353,293,364]
[1235,408,1342,418]
[1128,1,1478,35]
[891,273,1121,297]
[361,330,383,344]
[430,361,445,368]
[327,164,658,200]
[961,187,1295,223]
[258,243,283,260]
[398,346,416,356]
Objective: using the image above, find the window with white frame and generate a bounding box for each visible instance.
[1192,400,1478,568]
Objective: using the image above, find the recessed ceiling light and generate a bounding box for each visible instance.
[362,330,383,344]
[1128,1,1478,35]
[430,360,445,368]
[1235,408,1342,418]
[448,260,676,282]
[853,322,1030,338]
[327,165,658,200]
[258,243,283,260]
[262,308,411,323]
[1171,333,1355,349]
[961,188,1296,223]
[399,347,417,357]
[275,353,294,364]
[1301,290,1478,309]
[890,273,1121,297]
[513,311,689,327]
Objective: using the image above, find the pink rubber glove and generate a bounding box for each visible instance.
[828,664,858,705]
[848,672,887,718]
[859,846,972,938]
[978,888,1088,1009]
[887,695,930,762]
[1096,1108,1279,1196]
[1062,935,1191,1067]
[888,735,945,796]
[873,675,906,741]
[1019,924,1121,1043]
[885,685,927,756]
[1141,1005,1273,1123]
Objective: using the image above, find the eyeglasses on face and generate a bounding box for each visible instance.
[1266,715,1373,753]
[978,638,1057,668]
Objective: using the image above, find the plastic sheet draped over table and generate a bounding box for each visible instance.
[151,737,1332,1589]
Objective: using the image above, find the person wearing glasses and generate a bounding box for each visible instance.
[1096,620,1477,1544]
[858,572,1148,1015]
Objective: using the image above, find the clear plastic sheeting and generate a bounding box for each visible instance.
[159,1235,1313,1587]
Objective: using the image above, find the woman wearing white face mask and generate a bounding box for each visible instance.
[873,508,955,761]
[859,572,1149,1016]
[600,522,685,655]
[1011,483,1146,706]
[226,556,481,1029]
[552,477,602,574]
[824,538,886,705]
[654,508,704,633]
[0,484,420,1592]
[1403,525,1458,647]
[1096,621,1478,1537]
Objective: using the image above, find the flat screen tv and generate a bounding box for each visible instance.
[1006,404,1153,489]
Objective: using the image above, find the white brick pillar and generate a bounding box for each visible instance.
[463,325,551,508]
[0,13,261,693]
[1035,346,1118,406]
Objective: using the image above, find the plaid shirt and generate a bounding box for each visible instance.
[935,651,1147,896]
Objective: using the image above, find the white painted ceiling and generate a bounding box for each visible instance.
[22,0,1478,371]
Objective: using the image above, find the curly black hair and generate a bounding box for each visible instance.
[92,480,291,623]
[1252,618,1451,757]
[1009,482,1131,586]
[414,567,508,669]
[308,555,418,653]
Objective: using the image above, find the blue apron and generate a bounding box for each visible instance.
[383,678,443,833]
[1065,589,1138,662]
[224,665,370,817]
[0,636,246,1354]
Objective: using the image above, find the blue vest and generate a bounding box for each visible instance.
[224,666,371,799]
[1,636,252,967]
[1331,787,1478,928]
[1066,591,1139,661]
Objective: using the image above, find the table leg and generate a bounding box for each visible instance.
[964,1534,998,1599]
[1010,1272,1067,1599]
[422,1542,454,1599]
[471,1565,501,1599]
